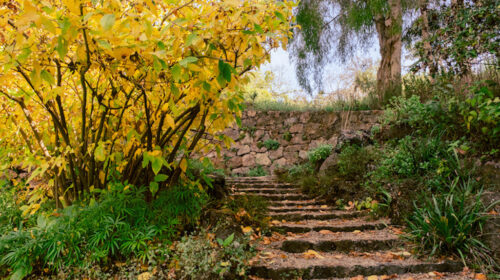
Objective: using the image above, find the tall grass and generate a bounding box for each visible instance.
[248,97,376,112]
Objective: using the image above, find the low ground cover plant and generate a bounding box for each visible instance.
[260,139,280,151]
[246,165,268,177]
[0,181,206,279]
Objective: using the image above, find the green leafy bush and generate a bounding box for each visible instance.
[406,179,498,269]
[262,139,280,150]
[247,165,268,177]
[367,136,467,188]
[385,79,499,153]
[187,158,225,178]
[0,181,206,279]
[383,95,455,134]
[383,136,448,177]
[461,82,500,148]
[0,180,24,235]
[337,144,377,180]
[307,144,332,164]
[287,163,314,180]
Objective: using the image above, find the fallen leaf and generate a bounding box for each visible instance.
[241,226,253,234]
[319,229,334,234]
[474,273,487,280]
[350,276,364,280]
[367,276,379,280]
[391,227,404,235]
[303,249,324,259]
[353,230,361,234]
[321,205,328,208]
[137,272,152,280]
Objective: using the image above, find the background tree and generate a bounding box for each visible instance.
[290,0,414,105]
[404,0,499,78]
[0,0,294,207]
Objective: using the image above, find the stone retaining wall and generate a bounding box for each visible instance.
[207,110,383,174]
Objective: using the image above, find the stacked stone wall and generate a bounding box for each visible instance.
[207,110,383,174]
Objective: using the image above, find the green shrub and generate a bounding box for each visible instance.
[385,79,499,153]
[367,136,457,185]
[188,158,224,177]
[337,144,377,180]
[406,178,498,269]
[287,163,314,181]
[0,181,206,279]
[461,81,500,149]
[307,144,332,164]
[247,165,268,177]
[187,158,225,189]
[262,139,280,150]
[175,229,255,279]
[383,95,450,133]
[0,180,24,235]
[283,132,292,142]
[298,175,319,195]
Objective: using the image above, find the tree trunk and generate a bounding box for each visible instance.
[420,0,437,78]
[374,0,402,105]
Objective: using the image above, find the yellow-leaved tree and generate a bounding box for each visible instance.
[0,0,294,206]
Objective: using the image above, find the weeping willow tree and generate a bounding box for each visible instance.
[291,0,413,105]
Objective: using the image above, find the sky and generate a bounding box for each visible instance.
[260,44,415,98]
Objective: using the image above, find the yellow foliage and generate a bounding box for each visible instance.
[0,0,294,204]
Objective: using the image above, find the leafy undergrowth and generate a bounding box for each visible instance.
[0,168,265,280]
[0,181,203,279]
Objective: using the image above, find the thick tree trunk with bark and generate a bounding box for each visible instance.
[374,0,402,105]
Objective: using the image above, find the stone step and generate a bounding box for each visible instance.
[269,210,367,222]
[229,188,298,194]
[232,193,310,201]
[228,183,293,189]
[279,229,400,253]
[271,218,390,233]
[270,200,327,207]
[250,250,462,279]
[226,176,276,183]
[324,272,477,280]
[268,205,337,213]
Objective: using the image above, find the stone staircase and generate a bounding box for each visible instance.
[226,176,471,280]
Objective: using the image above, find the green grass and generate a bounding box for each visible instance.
[248,98,376,112]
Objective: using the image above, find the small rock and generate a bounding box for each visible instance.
[336,129,372,151]
[242,154,255,167]
[237,145,251,156]
[289,124,303,133]
[255,153,271,166]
